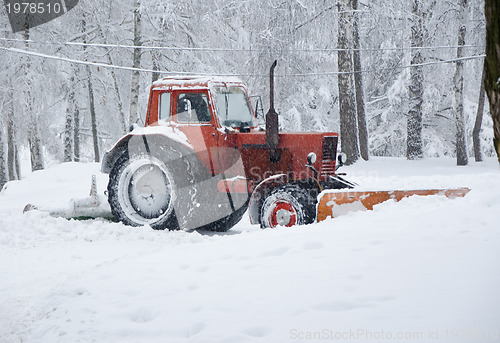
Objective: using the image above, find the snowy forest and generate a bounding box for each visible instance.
[0,0,493,188]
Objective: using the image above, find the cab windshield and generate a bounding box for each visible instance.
[214,86,255,128]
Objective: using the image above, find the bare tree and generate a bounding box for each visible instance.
[87,66,100,162]
[473,62,486,162]
[23,28,44,171]
[337,0,359,165]
[352,0,369,161]
[485,0,500,163]
[69,63,82,162]
[407,0,424,160]
[453,0,469,166]
[0,86,19,183]
[63,111,73,163]
[73,100,81,162]
[63,77,75,162]
[6,96,20,180]
[97,24,127,134]
[129,0,142,127]
[0,121,7,189]
[152,49,160,84]
[81,16,100,163]
[28,119,45,171]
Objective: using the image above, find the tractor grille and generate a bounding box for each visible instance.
[320,136,338,177]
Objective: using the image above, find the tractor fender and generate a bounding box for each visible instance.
[101,135,131,174]
[101,127,193,174]
[248,174,287,225]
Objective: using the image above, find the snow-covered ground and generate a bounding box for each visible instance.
[1,158,499,343]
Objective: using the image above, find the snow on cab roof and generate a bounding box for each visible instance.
[152,75,244,90]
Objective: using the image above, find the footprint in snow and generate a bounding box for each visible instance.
[130,308,158,323]
[186,322,206,336]
[357,295,396,303]
[187,284,199,292]
[312,301,372,312]
[197,265,210,273]
[242,326,273,337]
[303,241,325,250]
[260,247,290,257]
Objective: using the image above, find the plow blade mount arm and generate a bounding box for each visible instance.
[317,188,470,222]
[23,175,113,220]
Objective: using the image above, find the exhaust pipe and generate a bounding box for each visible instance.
[265,60,280,162]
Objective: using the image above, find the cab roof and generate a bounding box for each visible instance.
[152,75,246,91]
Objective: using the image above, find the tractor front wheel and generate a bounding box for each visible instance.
[260,185,316,228]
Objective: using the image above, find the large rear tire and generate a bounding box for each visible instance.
[260,184,316,228]
[107,150,248,232]
[107,154,179,230]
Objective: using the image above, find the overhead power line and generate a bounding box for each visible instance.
[289,54,486,77]
[0,37,484,53]
[0,45,485,78]
[0,46,244,76]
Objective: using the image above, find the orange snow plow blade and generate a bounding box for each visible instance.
[317,188,470,222]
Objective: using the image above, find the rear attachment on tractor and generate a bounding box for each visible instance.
[24,175,113,220]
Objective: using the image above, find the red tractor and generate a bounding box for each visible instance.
[24,63,468,226]
[101,62,354,231]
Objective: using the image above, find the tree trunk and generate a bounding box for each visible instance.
[152,49,160,84]
[70,64,81,162]
[484,0,500,163]
[64,78,75,162]
[81,17,99,162]
[87,66,100,162]
[14,147,20,179]
[7,102,19,180]
[2,89,19,181]
[73,104,80,162]
[352,0,369,161]
[129,0,142,126]
[28,120,44,171]
[407,0,424,160]
[473,62,486,162]
[453,0,469,166]
[0,122,7,189]
[63,110,73,162]
[23,27,44,171]
[111,62,127,134]
[337,0,359,165]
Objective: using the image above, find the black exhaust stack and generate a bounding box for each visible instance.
[266,60,280,162]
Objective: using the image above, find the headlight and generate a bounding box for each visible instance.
[307,152,317,165]
[337,152,347,165]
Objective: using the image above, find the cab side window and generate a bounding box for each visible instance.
[159,92,171,121]
[175,93,211,123]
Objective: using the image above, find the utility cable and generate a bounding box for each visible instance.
[0,45,486,78]
[0,37,484,53]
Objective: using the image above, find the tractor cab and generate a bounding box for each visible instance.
[146,76,257,132]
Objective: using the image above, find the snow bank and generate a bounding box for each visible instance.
[0,158,499,342]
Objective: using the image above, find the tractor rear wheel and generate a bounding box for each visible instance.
[107,154,179,230]
[260,184,316,228]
